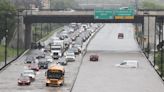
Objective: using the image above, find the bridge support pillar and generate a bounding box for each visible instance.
[144,16,156,51]
[25,23,32,49]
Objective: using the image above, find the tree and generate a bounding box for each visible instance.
[141,0,164,9]
[50,0,79,10]
[0,0,16,43]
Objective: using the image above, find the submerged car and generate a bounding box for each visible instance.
[115,60,139,68]
[90,55,99,61]
[18,76,31,86]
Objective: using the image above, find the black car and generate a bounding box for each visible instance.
[38,59,48,69]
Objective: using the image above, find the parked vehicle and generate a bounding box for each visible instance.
[18,76,31,86]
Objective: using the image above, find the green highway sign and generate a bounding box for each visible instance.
[94,7,135,19]
[94,9,114,19]
[115,9,134,16]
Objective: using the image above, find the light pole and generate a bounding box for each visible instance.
[17,10,20,56]
[4,13,10,65]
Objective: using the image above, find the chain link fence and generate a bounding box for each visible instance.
[136,17,164,80]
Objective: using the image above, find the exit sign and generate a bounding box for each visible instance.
[115,9,134,16]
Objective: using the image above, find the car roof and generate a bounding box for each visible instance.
[23,69,34,72]
[123,60,138,63]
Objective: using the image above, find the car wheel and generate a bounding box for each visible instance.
[60,83,63,86]
[46,83,49,86]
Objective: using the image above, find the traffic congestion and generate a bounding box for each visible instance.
[16,23,102,87]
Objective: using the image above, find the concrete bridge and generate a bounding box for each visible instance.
[22,9,164,49]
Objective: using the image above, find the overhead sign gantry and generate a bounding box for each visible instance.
[94,7,134,20]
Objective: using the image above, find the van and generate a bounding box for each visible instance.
[115,60,139,68]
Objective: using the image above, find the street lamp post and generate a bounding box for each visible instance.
[4,14,8,65]
[17,11,20,56]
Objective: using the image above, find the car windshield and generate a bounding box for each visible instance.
[47,70,63,79]
[19,76,29,80]
[120,62,127,65]
[67,53,74,56]
[26,56,34,60]
[45,56,51,59]
[23,71,34,75]
[51,48,61,50]
[39,58,46,62]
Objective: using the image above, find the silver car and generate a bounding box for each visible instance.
[65,52,75,62]
[21,70,36,81]
[57,58,67,65]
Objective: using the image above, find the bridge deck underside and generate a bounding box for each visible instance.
[24,15,144,23]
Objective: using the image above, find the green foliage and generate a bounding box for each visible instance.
[155,51,164,74]
[0,0,16,43]
[50,0,79,9]
[141,0,164,9]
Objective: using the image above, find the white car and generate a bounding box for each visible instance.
[115,60,139,68]
[65,52,75,62]
[45,55,53,63]
[57,58,67,65]
[21,70,36,81]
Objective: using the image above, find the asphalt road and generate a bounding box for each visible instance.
[0,24,100,92]
[72,24,164,92]
[0,28,83,92]
[87,23,140,52]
